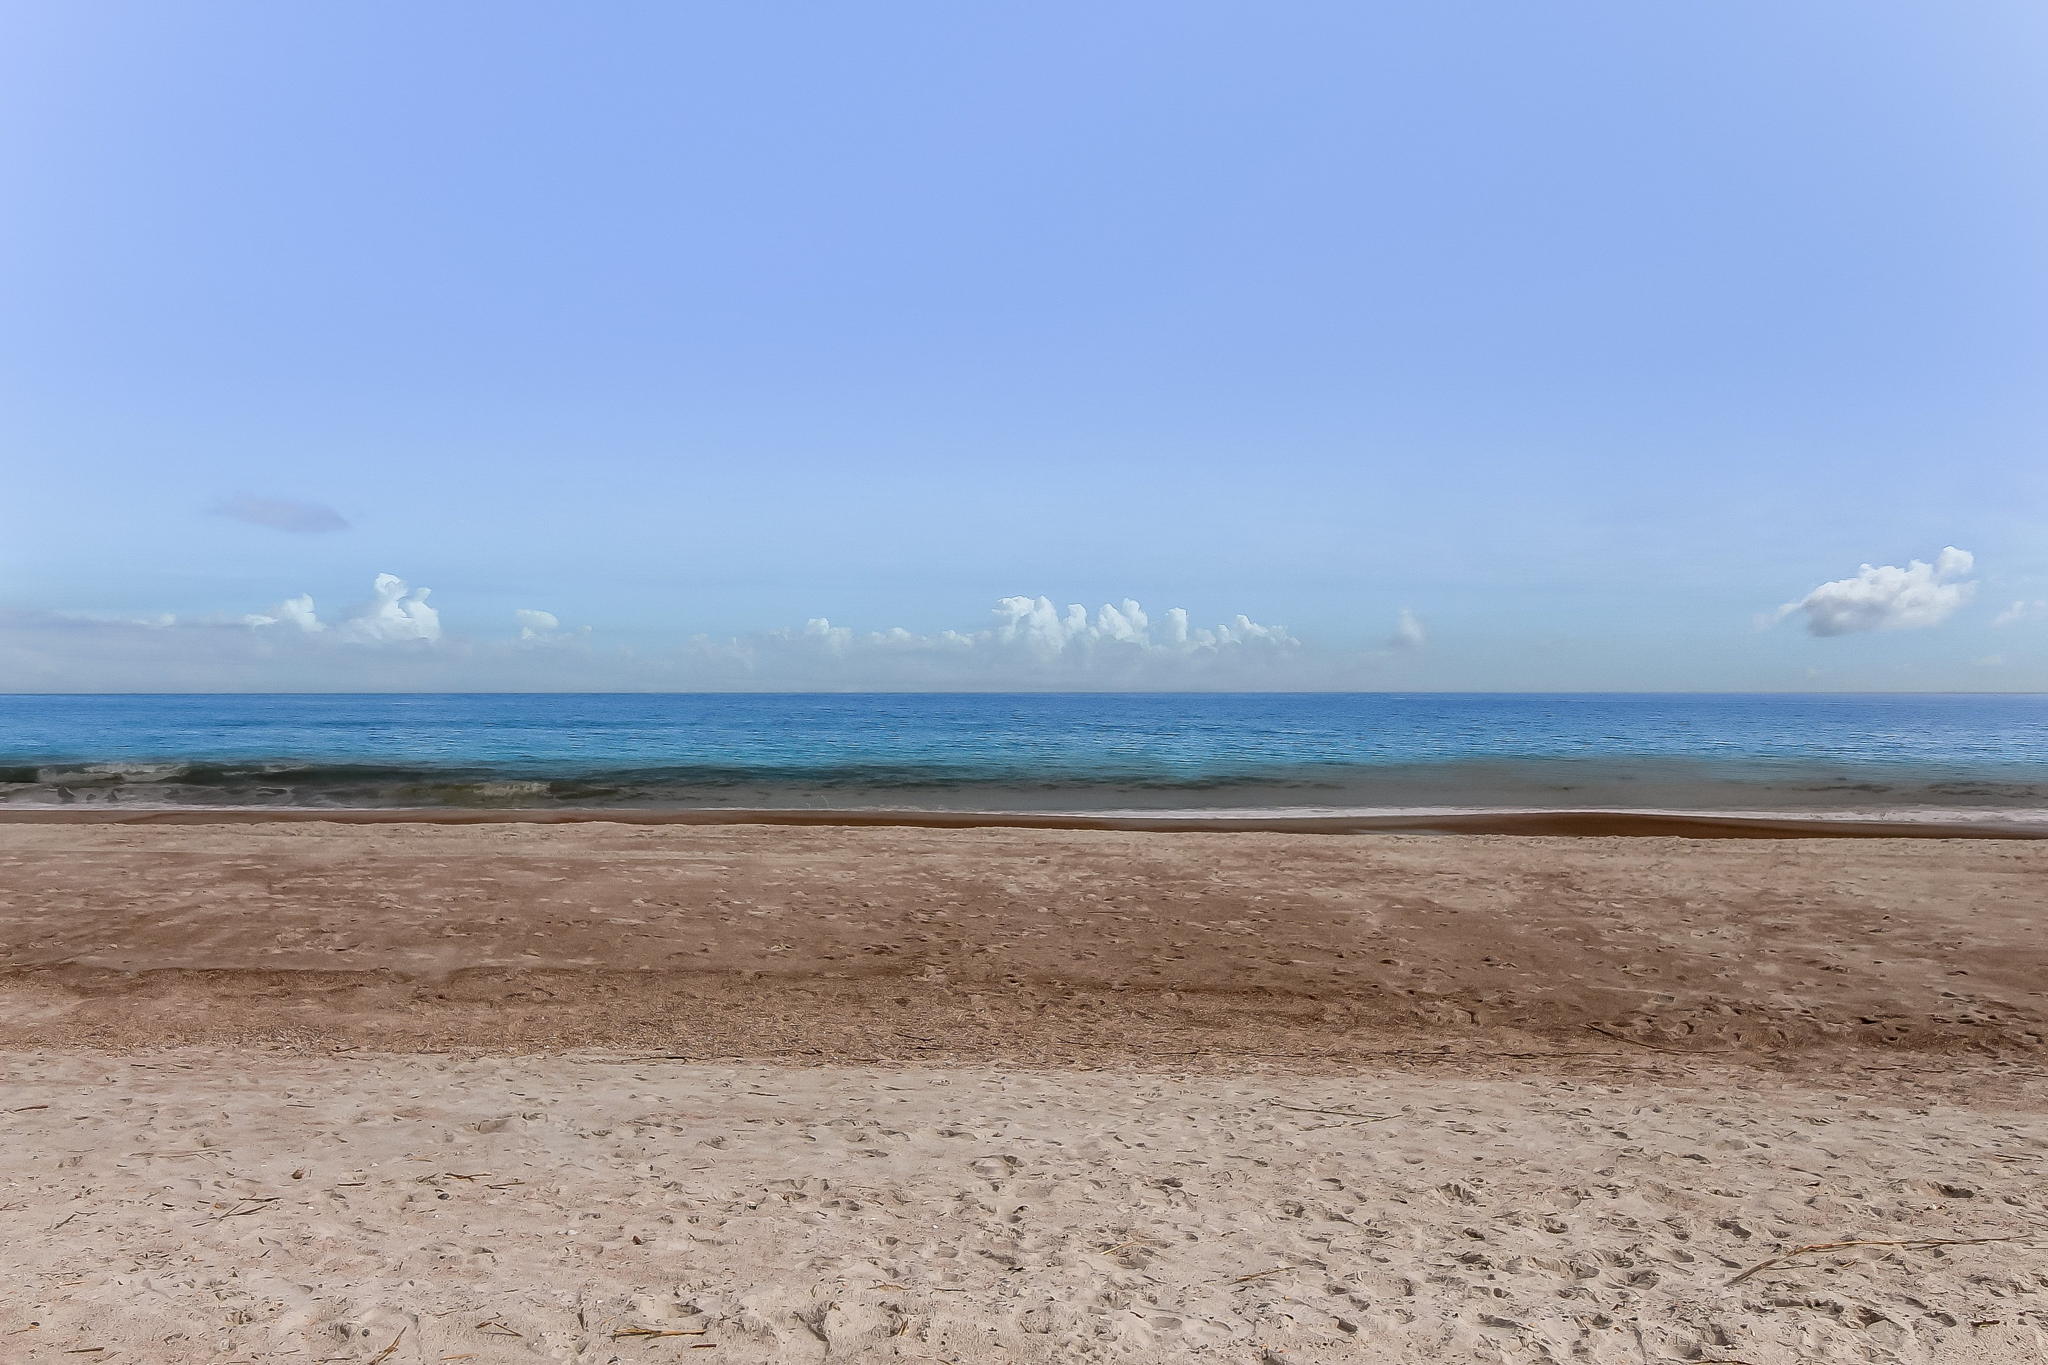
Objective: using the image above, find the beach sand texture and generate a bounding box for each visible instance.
[0,822,2043,1362]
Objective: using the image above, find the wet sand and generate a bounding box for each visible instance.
[1,820,2042,1058]
[0,820,2043,1361]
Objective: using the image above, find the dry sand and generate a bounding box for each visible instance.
[0,820,2043,1362]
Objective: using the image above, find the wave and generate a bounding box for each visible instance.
[1,804,2042,839]
[5,755,2048,818]
[10,762,194,785]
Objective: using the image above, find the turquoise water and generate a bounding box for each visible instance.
[1,692,2044,818]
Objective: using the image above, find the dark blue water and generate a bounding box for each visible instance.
[1,693,2044,818]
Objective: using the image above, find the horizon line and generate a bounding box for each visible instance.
[2,690,2044,700]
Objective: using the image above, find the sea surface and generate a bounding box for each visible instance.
[1,692,2045,823]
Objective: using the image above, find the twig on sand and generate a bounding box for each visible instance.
[198,1196,281,1225]
[1264,1101,1396,1122]
[474,1320,522,1337]
[129,1150,227,1159]
[1230,1265,1310,1284]
[367,1328,405,1364]
[1584,1024,1722,1055]
[1095,1235,1168,1256]
[1727,1236,2022,1286]
[612,1328,709,1340]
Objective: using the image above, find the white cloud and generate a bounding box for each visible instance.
[243,593,322,633]
[681,596,1313,689]
[769,596,1300,668]
[246,574,440,643]
[342,574,440,643]
[980,595,1296,657]
[515,608,590,644]
[1387,608,1426,651]
[1777,547,1976,637]
[1993,600,2047,628]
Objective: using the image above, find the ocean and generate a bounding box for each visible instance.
[1,692,2044,824]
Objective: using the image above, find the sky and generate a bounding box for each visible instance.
[2,0,2045,692]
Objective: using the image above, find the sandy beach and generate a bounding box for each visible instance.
[1,820,2044,1362]
[15,0,2046,1356]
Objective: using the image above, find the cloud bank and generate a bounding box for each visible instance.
[697,596,1319,689]
[1777,547,1976,637]
[0,577,1424,692]
[212,496,350,534]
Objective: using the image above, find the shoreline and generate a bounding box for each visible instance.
[2,803,2047,837]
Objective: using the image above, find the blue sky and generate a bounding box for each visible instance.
[2,0,2044,690]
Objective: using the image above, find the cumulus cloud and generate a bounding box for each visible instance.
[663,596,1318,691]
[977,596,1297,657]
[245,574,440,643]
[1777,547,1976,637]
[893,598,1279,656]
[338,574,440,642]
[212,496,350,534]
[515,608,590,644]
[759,596,1302,673]
[242,594,322,633]
[1993,600,2047,628]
